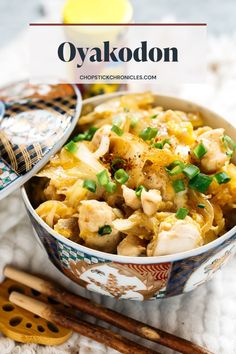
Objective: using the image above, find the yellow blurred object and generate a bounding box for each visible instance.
[63,0,133,24]
[0,279,72,345]
[83,83,121,98]
[63,0,132,97]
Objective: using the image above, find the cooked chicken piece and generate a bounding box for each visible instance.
[81,229,121,253]
[147,215,202,256]
[109,133,147,188]
[141,189,162,216]
[54,217,79,239]
[122,185,141,210]
[197,128,229,173]
[117,235,146,256]
[78,200,116,233]
[142,160,175,202]
[174,145,191,162]
[78,200,121,253]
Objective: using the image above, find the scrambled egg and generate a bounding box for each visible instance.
[35,92,236,256]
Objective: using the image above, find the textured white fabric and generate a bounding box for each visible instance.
[1,24,236,354]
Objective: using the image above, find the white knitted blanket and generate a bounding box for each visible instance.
[0,27,236,354]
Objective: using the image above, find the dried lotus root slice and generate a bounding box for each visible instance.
[0,279,72,345]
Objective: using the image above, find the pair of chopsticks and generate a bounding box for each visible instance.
[4,266,212,354]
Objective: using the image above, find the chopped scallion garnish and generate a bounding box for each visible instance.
[74,127,98,142]
[197,203,205,209]
[98,225,112,236]
[150,114,158,119]
[222,135,236,157]
[214,172,231,184]
[96,170,109,186]
[73,133,85,142]
[96,170,117,193]
[176,207,189,219]
[152,139,170,149]
[105,181,117,193]
[65,140,77,153]
[152,142,163,149]
[173,179,186,193]
[135,185,146,198]
[111,124,123,136]
[139,127,158,141]
[189,173,212,193]
[183,164,200,180]
[114,169,129,184]
[193,143,207,159]
[165,160,185,176]
[130,116,139,128]
[83,179,96,193]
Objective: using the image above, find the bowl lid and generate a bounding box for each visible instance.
[0,81,82,200]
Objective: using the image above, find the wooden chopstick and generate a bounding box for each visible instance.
[9,291,159,354]
[4,265,213,354]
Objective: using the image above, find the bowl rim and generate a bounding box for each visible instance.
[21,92,236,264]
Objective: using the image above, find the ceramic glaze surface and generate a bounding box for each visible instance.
[27,210,236,300]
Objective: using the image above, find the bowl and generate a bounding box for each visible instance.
[22,92,236,301]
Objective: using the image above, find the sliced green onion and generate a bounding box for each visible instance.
[85,126,98,140]
[223,135,236,149]
[176,207,189,220]
[65,140,77,153]
[222,135,236,157]
[152,139,170,149]
[114,169,129,184]
[74,127,98,142]
[111,158,125,172]
[135,185,146,198]
[165,160,185,176]
[214,172,231,184]
[193,143,207,159]
[152,142,163,149]
[130,116,139,128]
[111,124,123,136]
[83,179,96,193]
[97,170,117,193]
[197,203,205,209]
[150,114,158,119]
[124,107,129,113]
[96,170,109,186]
[162,138,170,146]
[73,133,85,142]
[189,173,212,193]
[183,164,200,180]
[98,225,112,236]
[173,179,185,193]
[139,127,158,141]
[105,181,117,193]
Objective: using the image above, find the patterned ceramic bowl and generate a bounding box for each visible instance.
[22,93,236,301]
